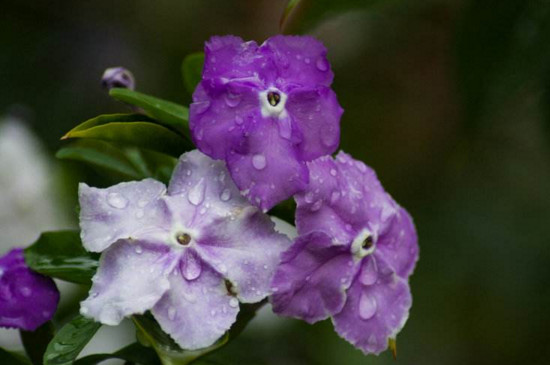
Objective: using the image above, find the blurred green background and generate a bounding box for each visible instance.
[1,0,549,364]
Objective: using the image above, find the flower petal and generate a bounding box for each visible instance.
[80,240,177,325]
[270,232,359,323]
[226,118,309,211]
[261,35,334,88]
[376,207,419,279]
[152,262,238,350]
[195,206,291,303]
[0,248,59,331]
[287,86,343,160]
[79,179,170,252]
[332,255,412,355]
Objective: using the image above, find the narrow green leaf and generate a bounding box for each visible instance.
[109,88,190,135]
[0,348,32,365]
[24,230,99,285]
[73,342,160,365]
[62,114,154,138]
[61,121,190,158]
[43,315,101,365]
[56,139,142,180]
[20,322,55,365]
[123,148,178,185]
[182,52,205,95]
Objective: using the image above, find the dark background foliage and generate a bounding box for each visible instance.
[1,0,549,364]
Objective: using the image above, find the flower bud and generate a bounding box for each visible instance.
[101,67,135,90]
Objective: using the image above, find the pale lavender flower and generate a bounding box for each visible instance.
[101,67,135,90]
[0,248,59,331]
[271,151,419,355]
[78,150,290,350]
[190,35,343,211]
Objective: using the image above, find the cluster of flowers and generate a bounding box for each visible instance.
[0,35,418,356]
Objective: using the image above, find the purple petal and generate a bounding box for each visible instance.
[287,87,343,160]
[0,248,59,331]
[152,261,238,350]
[261,35,334,88]
[270,232,359,323]
[194,206,291,303]
[332,255,412,355]
[79,179,170,252]
[80,240,178,325]
[226,118,309,211]
[376,207,419,279]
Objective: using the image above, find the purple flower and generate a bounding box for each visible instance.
[78,150,290,350]
[0,248,59,331]
[270,152,419,355]
[189,35,343,211]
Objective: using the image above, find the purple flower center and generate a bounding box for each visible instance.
[176,232,192,246]
[267,91,281,106]
[351,228,376,258]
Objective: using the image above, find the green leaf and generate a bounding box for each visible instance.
[0,348,32,365]
[24,230,99,285]
[280,0,390,33]
[61,113,154,137]
[73,343,160,365]
[109,88,190,135]
[43,315,101,365]
[56,139,142,180]
[123,147,178,184]
[182,52,205,95]
[61,120,190,158]
[20,322,55,365]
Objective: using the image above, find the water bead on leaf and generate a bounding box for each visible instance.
[0,248,59,331]
[78,150,290,350]
[189,35,344,211]
[271,151,419,355]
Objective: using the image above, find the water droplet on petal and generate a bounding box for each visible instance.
[135,209,144,219]
[225,91,241,107]
[107,192,128,209]
[330,169,337,176]
[229,297,239,308]
[359,292,377,320]
[316,57,329,71]
[311,200,322,212]
[194,101,210,114]
[252,154,267,170]
[182,251,202,281]
[330,191,341,204]
[135,245,143,254]
[360,257,378,286]
[220,188,231,201]
[235,116,244,125]
[188,178,206,206]
[20,287,31,297]
[304,192,315,203]
[304,57,311,64]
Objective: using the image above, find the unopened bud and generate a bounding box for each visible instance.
[101,67,135,90]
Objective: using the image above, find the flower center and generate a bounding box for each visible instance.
[176,232,192,246]
[351,228,376,258]
[267,91,281,106]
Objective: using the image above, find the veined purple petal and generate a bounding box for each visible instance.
[79,179,170,252]
[332,256,412,355]
[271,232,359,323]
[152,262,238,350]
[0,248,59,331]
[80,240,178,325]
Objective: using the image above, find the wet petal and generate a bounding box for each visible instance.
[195,206,291,303]
[80,240,178,325]
[270,232,359,323]
[152,262,238,350]
[79,179,170,252]
[0,248,59,331]
[332,256,412,355]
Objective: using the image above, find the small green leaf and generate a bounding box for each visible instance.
[0,347,32,365]
[182,52,205,95]
[24,230,99,285]
[61,114,154,138]
[123,148,178,184]
[43,315,101,365]
[73,342,160,365]
[20,322,55,365]
[109,88,190,135]
[61,120,190,158]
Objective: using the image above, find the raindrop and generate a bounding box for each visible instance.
[330,169,337,176]
[330,191,341,203]
[193,101,210,114]
[137,199,148,208]
[304,192,315,203]
[135,245,143,254]
[304,57,311,64]
[188,178,206,206]
[235,116,244,125]
[359,257,378,286]
[316,57,329,72]
[220,188,231,201]
[252,154,267,170]
[182,251,202,281]
[20,287,32,297]
[107,193,128,209]
[310,200,322,212]
[225,91,241,107]
[229,298,239,308]
[359,292,377,320]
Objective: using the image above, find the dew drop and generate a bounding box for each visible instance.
[188,178,206,206]
[20,287,32,297]
[304,57,311,64]
[359,257,378,286]
[252,154,267,170]
[304,192,315,203]
[330,191,341,204]
[193,101,210,114]
[310,200,322,212]
[182,251,202,281]
[229,297,239,308]
[137,199,148,208]
[316,57,329,71]
[225,91,241,107]
[220,188,231,201]
[359,292,377,320]
[330,169,337,176]
[107,192,128,209]
[135,245,143,254]
[235,116,244,125]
